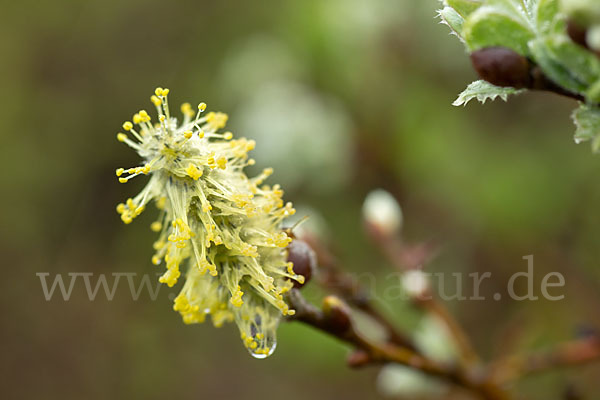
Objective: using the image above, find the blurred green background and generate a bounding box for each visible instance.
[3,0,600,398]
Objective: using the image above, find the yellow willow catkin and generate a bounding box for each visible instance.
[115,87,303,358]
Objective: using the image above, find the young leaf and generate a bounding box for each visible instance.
[452,79,525,106]
[438,6,466,40]
[536,0,560,34]
[547,35,600,85]
[462,5,535,55]
[528,37,588,94]
[572,104,600,152]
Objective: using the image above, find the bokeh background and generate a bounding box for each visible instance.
[3,0,600,398]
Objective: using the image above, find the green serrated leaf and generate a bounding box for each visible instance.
[528,37,587,93]
[528,33,600,98]
[462,6,535,55]
[524,0,538,17]
[439,6,466,40]
[545,35,600,86]
[446,0,482,17]
[486,0,531,22]
[452,80,525,106]
[536,0,561,34]
[572,104,600,152]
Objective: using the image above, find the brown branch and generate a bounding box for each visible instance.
[286,289,511,400]
[492,336,600,384]
[294,208,600,398]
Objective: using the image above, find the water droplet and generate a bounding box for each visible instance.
[248,341,277,359]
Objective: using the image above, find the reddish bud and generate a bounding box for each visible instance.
[470,46,531,88]
[287,239,316,288]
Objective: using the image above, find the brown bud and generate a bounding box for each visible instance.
[287,239,316,288]
[322,295,352,334]
[470,46,531,88]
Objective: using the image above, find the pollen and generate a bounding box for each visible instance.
[186,163,203,180]
[115,88,300,358]
[230,286,244,307]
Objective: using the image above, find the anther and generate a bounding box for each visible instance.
[151,95,162,106]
